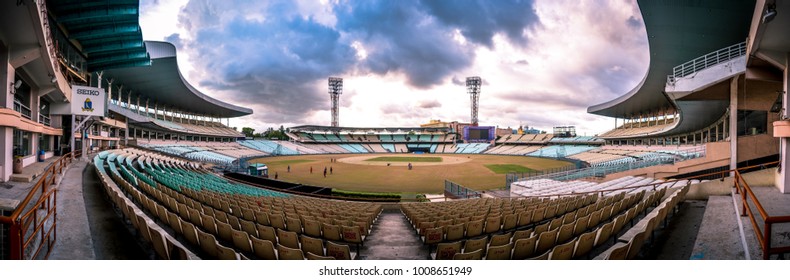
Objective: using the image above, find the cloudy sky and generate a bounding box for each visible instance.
[139,0,648,136]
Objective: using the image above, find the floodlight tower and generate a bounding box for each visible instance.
[328,77,343,127]
[466,76,481,126]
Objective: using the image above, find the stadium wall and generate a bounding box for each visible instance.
[735,79,781,163]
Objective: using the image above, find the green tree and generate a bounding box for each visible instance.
[241,127,255,137]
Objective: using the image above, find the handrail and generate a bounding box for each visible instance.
[0,151,77,259]
[734,163,790,260]
[667,41,746,85]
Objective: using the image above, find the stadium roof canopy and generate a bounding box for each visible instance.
[103,41,253,118]
[588,0,755,119]
[48,0,151,72]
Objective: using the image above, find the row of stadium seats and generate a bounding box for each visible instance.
[455,143,490,154]
[293,132,456,143]
[526,145,598,158]
[95,149,383,260]
[496,133,554,144]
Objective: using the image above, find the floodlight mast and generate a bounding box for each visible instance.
[466,76,481,126]
[328,77,343,127]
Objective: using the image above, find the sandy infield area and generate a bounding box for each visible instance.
[337,154,473,166]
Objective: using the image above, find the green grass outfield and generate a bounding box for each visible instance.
[364,156,442,162]
[484,164,537,174]
[251,154,572,194]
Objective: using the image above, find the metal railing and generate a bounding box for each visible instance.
[734,165,790,260]
[13,100,31,120]
[667,41,746,85]
[38,114,50,126]
[0,151,79,260]
[444,180,481,199]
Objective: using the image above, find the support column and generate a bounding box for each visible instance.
[116,85,123,105]
[730,76,739,171]
[778,54,790,193]
[2,43,18,180]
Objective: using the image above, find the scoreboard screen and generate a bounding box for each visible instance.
[463,126,495,142]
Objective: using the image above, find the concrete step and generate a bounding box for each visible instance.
[690,195,746,259]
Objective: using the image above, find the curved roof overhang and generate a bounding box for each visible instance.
[103,41,252,118]
[588,0,755,118]
[748,0,790,70]
[48,0,151,72]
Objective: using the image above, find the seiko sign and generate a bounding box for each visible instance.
[70,85,106,117]
[76,88,101,96]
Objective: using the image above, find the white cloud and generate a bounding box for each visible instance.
[139,0,648,137]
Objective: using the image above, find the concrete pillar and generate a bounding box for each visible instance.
[107,80,113,104]
[778,54,790,194]
[730,76,739,171]
[1,44,14,180]
[126,90,132,109]
[136,96,140,114]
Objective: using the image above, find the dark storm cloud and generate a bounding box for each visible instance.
[334,0,476,88]
[420,0,538,47]
[174,0,541,126]
[177,0,355,123]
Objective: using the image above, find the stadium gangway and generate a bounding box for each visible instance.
[0,151,79,260]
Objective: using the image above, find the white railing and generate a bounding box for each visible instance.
[667,41,746,85]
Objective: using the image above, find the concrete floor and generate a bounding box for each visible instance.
[49,159,147,260]
[359,208,429,260]
[735,184,790,260]
[690,196,746,259]
[649,200,707,260]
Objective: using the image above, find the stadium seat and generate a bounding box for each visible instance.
[306,252,335,260]
[573,230,598,259]
[231,229,253,254]
[326,241,355,260]
[482,242,510,260]
[300,235,325,257]
[217,243,239,260]
[490,232,513,247]
[432,241,462,260]
[445,224,465,241]
[463,237,488,256]
[250,237,277,260]
[277,244,305,260]
[452,249,483,260]
[277,229,300,250]
[549,237,576,260]
[557,222,576,244]
[536,228,558,255]
[256,224,277,244]
[603,242,629,260]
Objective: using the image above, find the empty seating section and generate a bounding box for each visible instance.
[510,175,695,198]
[94,148,383,260]
[239,140,300,155]
[600,119,675,138]
[138,140,266,166]
[527,145,597,158]
[548,136,604,145]
[454,143,490,154]
[418,179,689,260]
